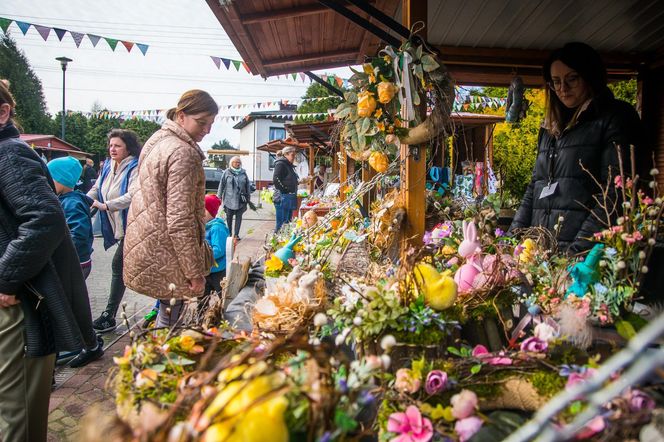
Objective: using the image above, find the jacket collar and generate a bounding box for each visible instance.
[110,155,136,173]
[0,123,20,143]
[163,119,205,161]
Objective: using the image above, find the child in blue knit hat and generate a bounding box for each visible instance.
[47,155,103,368]
[47,156,94,279]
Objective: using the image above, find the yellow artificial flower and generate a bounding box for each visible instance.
[357,91,377,118]
[179,335,196,352]
[376,121,385,132]
[368,151,389,173]
[394,118,402,128]
[377,81,398,104]
[420,403,455,422]
[519,238,537,264]
[442,245,456,256]
[374,108,383,119]
[383,55,392,64]
[362,63,374,75]
[368,73,376,84]
[265,254,284,272]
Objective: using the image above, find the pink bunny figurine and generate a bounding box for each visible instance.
[454,220,483,293]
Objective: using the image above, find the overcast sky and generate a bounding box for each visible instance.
[1,0,353,148]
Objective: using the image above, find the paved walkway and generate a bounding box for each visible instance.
[47,197,275,441]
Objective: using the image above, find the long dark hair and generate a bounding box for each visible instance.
[107,128,142,157]
[543,42,608,135]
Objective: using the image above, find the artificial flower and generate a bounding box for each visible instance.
[377,81,398,104]
[472,345,513,365]
[265,254,284,272]
[387,405,433,442]
[394,368,421,394]
[420,403,454,422]
[450,389,478,420]
[565,368,597,391]
[357,91,377,118]
[614,175,623,188]
[454,416,483,442]
[362,63,374,75]
[520,336,548,353]
[385,134,399,145]
[533,322,559,342]
[518,238,537,264]
[424,370,448,395]
[575,416,605,440]
[626,389,655,413]
[374,108,383,118]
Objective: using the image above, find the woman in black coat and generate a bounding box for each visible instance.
[0,81,99,441]
[510,42,642,253]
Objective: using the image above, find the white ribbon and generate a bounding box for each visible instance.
[380,46,415,121]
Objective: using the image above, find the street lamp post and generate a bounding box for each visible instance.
[55,56,72,141]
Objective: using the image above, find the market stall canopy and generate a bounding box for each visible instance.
[206,0,664,86]
[256,138,309,154]
[207,149,251,156]
[20,134,91,160]
[286,120,338,152]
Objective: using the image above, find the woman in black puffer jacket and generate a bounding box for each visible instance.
[510,42,642,254]
[0,81,99,441]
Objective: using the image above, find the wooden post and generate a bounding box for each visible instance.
[339,136,348,202]
[362,161,376,212]
[308,145,315,194]
[400,0,427,247]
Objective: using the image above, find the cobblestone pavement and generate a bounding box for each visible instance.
[47,196,275,441]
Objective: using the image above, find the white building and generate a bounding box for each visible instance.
[233,105,297,189]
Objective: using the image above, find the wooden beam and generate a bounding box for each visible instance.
[240,1,377,24]
[263,49,360,68]
[265,58,359,77]
[400,0,427,247]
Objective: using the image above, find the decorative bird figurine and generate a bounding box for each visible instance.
[273,233,303,264]
[413,263,458,311]
[566,243,605,298]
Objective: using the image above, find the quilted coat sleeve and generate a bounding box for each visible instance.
[165,148,206,280]
[0,143,68,294]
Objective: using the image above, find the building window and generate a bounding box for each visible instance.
[268,127,285,169]
[269,127,286,141]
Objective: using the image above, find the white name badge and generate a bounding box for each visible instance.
[539,182,558,199]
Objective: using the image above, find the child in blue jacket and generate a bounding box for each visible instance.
[204,194,229,295]
[47,156,94,279]
[47,156,103,367]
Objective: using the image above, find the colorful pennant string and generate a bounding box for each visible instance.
[0,16,149,55]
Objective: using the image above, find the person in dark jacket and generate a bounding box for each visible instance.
[509,42,642,253]
[77,158,97,194]
[217,156,251,239]
[273,146,300,232]
[0,80,98,441]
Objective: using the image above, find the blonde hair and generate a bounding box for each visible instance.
[0,79,17,125]
[282,146,298,155]
[166,89,218,121]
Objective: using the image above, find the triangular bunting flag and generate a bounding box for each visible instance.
[327,76,336,86]
[321,74,328,82]
[53,28,67,41]
[88,34,101,47]
[241,61,250,73]
[292,73,297,81]
[121,41,134,52]
[70,31,84,47]
[34,25,51,41]
[16,21,31,35]
[210,56,221,69]
[105,37,119,51]
[336,77,343,87]
[0,18,12,34]
[299,73,306,82]
[232,60,241,71]
[221,58,230,70]
[136,43,149,55]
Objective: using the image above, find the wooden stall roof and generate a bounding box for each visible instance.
[20,134,91,159]
[206,0,400,78]
[256,138,309,154]
[451,112,504,127]
[286,120,338,146]
[207,0,664,87]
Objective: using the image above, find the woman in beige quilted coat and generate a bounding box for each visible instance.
[123,90,218,327]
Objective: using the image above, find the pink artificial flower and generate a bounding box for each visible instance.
[520,336,548,353]
[424,370,448,395]
[614,175,622,188]
[593,232,603,239]
[471,345,513,365]
[610,225,623,233]
[633,231,643,241]
[625,389,655,413]
[394,368,421,394]
[626,178,633,188]
[423,230,433,245]
[643,196,654,206]
[455,416,483,442]
[387,405,434,442]
[625,235,636,244]
[575,416,605,440]
[451,389,478,419]
[565,368,598,391]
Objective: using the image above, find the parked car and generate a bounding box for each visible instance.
[204,167,223,194]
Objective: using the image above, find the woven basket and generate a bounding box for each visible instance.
[480,376,548,412]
